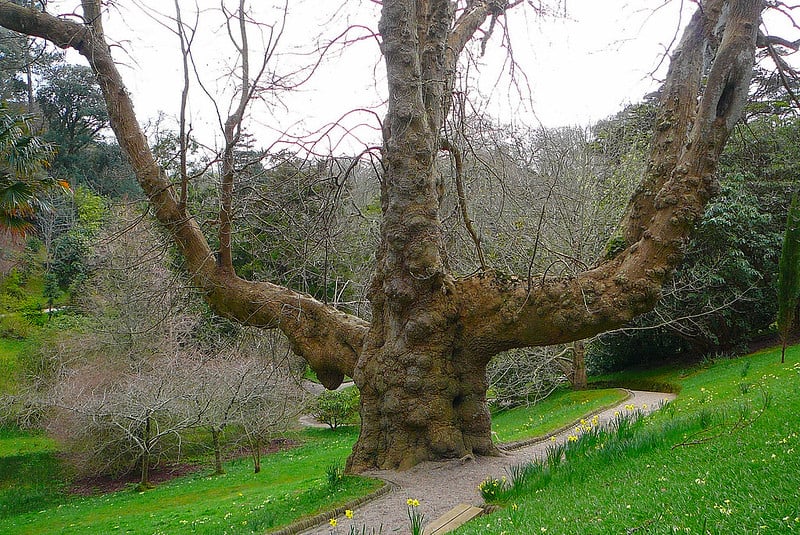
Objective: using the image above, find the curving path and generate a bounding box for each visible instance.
[298,390,676,534]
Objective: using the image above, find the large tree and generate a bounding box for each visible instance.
[0,0,777,471]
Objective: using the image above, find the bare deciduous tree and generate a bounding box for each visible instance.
[47,354,199,489]
[189,333,305,475]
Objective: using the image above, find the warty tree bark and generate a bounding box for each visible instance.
[0,0,766,472]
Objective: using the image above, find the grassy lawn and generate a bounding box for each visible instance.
[491,387,628,443]
[0,338,29,394]
[0,427,64,522]
[1,426,381,535]
[455,345,800,535]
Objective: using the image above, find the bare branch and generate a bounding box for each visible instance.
[0,0,368,388]
[441,138,487,271]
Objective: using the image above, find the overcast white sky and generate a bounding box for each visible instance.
[52,0,794,155]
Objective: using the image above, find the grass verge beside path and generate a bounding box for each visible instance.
[491,388,628,444]
[455,345,800,535]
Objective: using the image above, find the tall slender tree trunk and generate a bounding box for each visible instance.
[139,453,151,490]
[250,436,261,474]
[212,427,225,475]
[572,340,588,390]
[139,415,152,490]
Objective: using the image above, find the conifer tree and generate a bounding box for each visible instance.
[777,191,800,364]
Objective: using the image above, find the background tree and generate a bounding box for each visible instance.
[36,64,108,164]
[34,62,139,197]
[0,0,775,472]
[47,353,199,490]
[0,0,58,109]
[777,191,800,364]
[226,334,304,474]
[190,336,304,475]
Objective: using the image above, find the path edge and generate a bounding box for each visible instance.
[269,480,396,535]
[499,388,633,452]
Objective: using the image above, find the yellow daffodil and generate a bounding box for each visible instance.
[345,509,354,519]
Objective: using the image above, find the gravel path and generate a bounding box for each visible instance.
[299,390,675,534]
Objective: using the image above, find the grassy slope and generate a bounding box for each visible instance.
[455,345,800,535]
[0,427,63,522]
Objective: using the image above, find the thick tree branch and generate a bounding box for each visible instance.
[457,0,764,358]
[447,1,515,71]
[0,0,367,388]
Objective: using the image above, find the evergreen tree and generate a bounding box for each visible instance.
[777,190,800,363]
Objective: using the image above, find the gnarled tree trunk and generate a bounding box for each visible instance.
[0,0,765,472]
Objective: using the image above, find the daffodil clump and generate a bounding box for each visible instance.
[479,475,509,502]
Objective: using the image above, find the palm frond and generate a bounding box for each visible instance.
[0,104,62,236]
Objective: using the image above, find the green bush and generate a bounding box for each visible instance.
[312,387,359,429]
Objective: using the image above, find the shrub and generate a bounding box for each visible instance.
[0,315,34,339]
[312,387,359,429]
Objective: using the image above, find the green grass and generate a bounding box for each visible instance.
[0,337,30,394]
[1,427,381,534]
[491,388,628,443]
[0,427,56,457]
[0,428,64,519]
[455,345,800,535]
